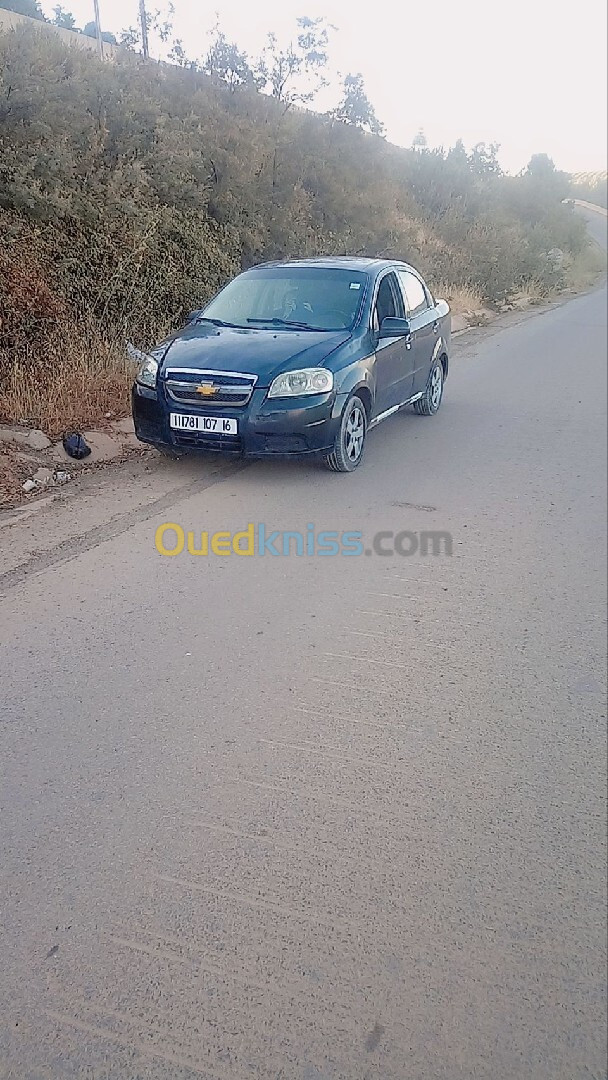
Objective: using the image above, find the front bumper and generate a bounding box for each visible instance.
[132,384,346,458]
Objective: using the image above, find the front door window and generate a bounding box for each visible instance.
[372,273,404,332]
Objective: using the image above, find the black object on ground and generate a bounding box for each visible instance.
[62,432,91,460]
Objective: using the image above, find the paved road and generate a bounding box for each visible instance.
[1,238,606,1077]
[578,202,608,248]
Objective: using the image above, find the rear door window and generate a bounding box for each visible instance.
[398,271,430,318]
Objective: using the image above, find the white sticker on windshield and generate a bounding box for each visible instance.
[349,282,361,290]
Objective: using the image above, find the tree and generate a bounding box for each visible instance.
[138,0,149,58]
[82,20,116,43]
[120,3,179,59]
[119,25,139,49]
[0,0,46,19]
[257,16,332,108]
[168,38,192,67]
[52,4,76,29]
[447,138,467,163]
[333,73,383,136]
[204,26,258,91]
[525,153,557,179]
[468,142,502,177]
[524,154,569,201]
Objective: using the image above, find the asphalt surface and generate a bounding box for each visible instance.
[0,214,606,1079]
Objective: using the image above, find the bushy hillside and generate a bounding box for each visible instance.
[0,24,595,430]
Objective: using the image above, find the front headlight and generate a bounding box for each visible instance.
[136,355,159,389]
[268,368,334,399]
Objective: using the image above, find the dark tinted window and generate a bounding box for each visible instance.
[373,272,404,330]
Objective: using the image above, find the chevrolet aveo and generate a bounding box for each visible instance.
[132,257,451,472]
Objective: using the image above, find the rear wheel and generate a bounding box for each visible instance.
[325,395,367,472]
[414,359,444,416]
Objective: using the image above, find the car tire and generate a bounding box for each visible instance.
[325,394,367,472]
[414,359,444,416]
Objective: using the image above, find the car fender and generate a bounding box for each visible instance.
[431,325,450,379]
[434,300,451,379]
[333,350,376,411]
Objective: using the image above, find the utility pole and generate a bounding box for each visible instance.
[92,0,104,59]
[138,0,149,59]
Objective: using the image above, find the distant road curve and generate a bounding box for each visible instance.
[572,199,608,251]
[573,198,608,218]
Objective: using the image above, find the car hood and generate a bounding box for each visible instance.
[157,323,351,387]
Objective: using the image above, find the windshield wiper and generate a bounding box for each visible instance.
[194,316,244,329]
[246,317,326,331]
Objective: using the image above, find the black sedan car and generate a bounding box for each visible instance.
[132,257,451,472]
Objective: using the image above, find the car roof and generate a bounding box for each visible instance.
[249,256,417,275]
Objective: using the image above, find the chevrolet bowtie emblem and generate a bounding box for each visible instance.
[196,383,218,397]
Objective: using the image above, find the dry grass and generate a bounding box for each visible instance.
[563,243,607,293]
[433,281,485,316]
[0,445,30,508]
[0,331,136,439]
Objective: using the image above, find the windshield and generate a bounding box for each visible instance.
[201,267,367,331]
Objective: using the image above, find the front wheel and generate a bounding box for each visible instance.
[325,394,367,472]
[414,359,444,416]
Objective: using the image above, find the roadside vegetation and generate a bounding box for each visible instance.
[0,20,603,434]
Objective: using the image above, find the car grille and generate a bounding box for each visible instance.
[173,431,243,453]
[164,369,257,408]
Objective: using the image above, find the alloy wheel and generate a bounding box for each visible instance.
[345,404,365,462]
[430,364,443,410]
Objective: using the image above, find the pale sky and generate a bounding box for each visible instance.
[42,0,608,174]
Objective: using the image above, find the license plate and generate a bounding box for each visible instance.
[169,413,238,435]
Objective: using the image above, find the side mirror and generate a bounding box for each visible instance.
[379,316,411,338]
[185,309,202,324]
